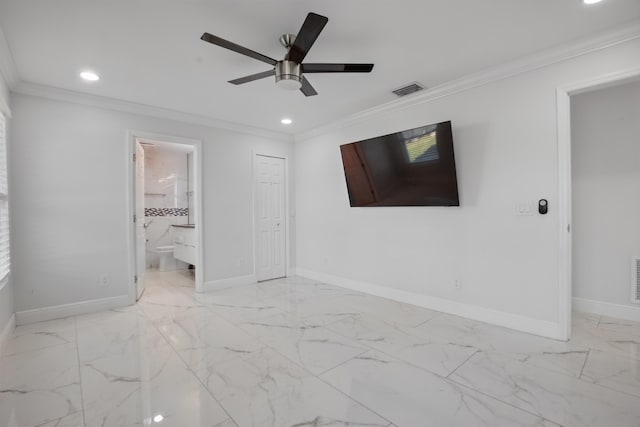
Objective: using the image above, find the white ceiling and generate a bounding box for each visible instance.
[0,0,638,134]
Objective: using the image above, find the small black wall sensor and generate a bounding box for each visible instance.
[538,199,548,215]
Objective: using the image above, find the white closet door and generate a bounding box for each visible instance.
[255,155,286,281]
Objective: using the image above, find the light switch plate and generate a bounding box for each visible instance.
[516,202,534,216]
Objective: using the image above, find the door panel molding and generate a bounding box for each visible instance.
[254,154,288,282]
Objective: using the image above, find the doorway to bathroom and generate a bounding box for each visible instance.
[127,131,203,302]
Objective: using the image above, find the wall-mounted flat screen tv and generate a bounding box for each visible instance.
[340,121,459,207]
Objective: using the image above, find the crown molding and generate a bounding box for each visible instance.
[12,82,293,143]
[6,20,639,143]
[0,25,18,91]
[295,20,640,142]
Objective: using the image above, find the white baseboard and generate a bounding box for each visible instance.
[16,295,131,326]
[202,274,257,293]
[296,268,564,340]
[0,313,16,353]
[573,297,640,322]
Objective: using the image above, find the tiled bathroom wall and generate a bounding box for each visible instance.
[143,146,189,269]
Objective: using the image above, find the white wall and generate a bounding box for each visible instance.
[0,66,13,336]
[143,147,189,211]
[294,38,640,337]
[9,94,294,312]
[572,80,640,308]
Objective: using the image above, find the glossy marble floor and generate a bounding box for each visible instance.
[2,273,640,426]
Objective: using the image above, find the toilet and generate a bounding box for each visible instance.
[155,245,177,272]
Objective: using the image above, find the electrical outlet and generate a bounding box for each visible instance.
[100,273,110,287]
[454,279,461,290]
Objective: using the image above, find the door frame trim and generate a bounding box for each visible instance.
[556,66,640,341]
[125,130,204,303]
[253,152,289,282]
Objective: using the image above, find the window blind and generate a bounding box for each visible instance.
[0,113,10,281]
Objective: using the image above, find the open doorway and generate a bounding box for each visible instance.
[571,80,640,318]
[127,132,203,303]
[557,69,640,341]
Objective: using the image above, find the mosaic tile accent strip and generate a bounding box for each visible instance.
[145,208,188,217]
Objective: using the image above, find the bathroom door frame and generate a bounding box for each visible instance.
[125,130,204,303]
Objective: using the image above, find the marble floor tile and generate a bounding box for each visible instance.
[572,311,601,329]
[239,312,369,374]
[138,298,202,323]
[76,311,166,363]
[6,273,640,426]
[262,293,363,327]
[336,293,439,328]
[596,316,640,338]
[321,350,554,427]
[2,317,76,356]
[74,306,146,332]
[326,313,478,377]
[146,269,195,288]
[36,411,85,427]
[80,340,228,427]
[570,318,640,360]
[139,281,201,309]
[0,343,82,427]
[192,293,283,323]
[450,350,640,426]
[581,349,640,397]
[411,313,589,377]
[198,346,390,427]
[208,280,291,301]
[280,282,365,299]
[154,306,265,370]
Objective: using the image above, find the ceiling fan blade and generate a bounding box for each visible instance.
[286,13,328,64]
[300,76,318,97]
[201,33,277,66]
[228,69,275,85]
[302,63,374,73]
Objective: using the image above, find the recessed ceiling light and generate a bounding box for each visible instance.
[153,414,164,423]
[281,118,293,125]
[583,0,603,4]
[79,71,100,82]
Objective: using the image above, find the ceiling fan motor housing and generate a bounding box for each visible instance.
[275,60,302,90]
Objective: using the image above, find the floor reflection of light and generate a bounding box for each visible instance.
[153,414,164,423]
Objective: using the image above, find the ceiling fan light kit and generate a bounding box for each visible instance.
[275,60,302,90]
[200,12,374,96]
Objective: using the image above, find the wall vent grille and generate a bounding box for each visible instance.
[632,257,640,304]
[392,82,425,97]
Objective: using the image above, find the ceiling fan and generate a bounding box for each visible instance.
[200,12,374,96]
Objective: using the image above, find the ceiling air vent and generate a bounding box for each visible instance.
[632,257,640,304]
[392,82,425,97]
